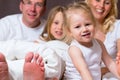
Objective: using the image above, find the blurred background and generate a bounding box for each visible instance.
[0,0,120,19]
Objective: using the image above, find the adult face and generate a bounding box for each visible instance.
[20,0,45,28]
[87,0,112,23]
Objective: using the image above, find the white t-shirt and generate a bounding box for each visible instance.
[0,14,46,41]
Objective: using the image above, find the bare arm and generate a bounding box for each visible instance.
[117,39,120,51]
[116,51,120,76]
[69,46,93,80]
[97,40,120,79]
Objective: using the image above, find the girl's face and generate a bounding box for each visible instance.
[88,0,112,23]
[69,11,95,45]
[50,12,64,40]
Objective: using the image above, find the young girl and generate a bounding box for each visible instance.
[0,6,68,80]
[63,2,120,80]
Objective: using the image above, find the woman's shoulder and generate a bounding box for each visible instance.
[112,19,120,32]
[114,19,120,26]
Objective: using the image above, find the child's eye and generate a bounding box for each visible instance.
[95,0,100,2]
[75,26,80,28]
[54,22,59,25]
[85,23,91,26]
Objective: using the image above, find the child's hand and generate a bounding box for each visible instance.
[116,51,120,75]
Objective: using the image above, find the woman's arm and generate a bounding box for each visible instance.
[117,39,120,51]
[97,39,120,79]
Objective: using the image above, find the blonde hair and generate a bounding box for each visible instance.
[41,6,67,41]
[64,1,96,44]
[85,0,118,33]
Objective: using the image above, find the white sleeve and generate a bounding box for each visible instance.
[41,48,63,79]
[40,41,69,79]
[115,20,120,39]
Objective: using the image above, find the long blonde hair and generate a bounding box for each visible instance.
[41,6,67,41]
[85,0,118,33]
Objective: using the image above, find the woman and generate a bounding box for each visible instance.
[85,0,120,79]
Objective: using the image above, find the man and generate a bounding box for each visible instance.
[0,0,46,41]
[0,0,47,80]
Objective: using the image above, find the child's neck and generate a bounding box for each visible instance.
[80,41,93,48]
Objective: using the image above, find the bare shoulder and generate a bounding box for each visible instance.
[69,45,80,51]
[69,45,82,56]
